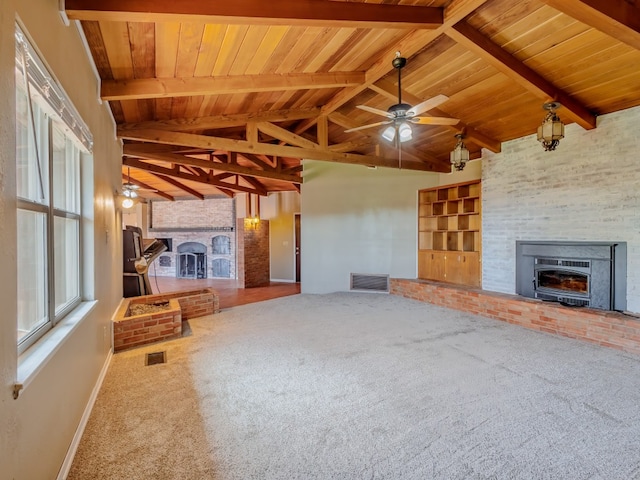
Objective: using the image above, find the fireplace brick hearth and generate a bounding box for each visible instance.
[391,278,640,355]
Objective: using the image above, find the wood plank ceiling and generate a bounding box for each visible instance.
[64,0,640,200]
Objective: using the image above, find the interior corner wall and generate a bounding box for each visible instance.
[1,1,123,478]
[482,106,640,313]
[262,192,300,282]
[301,161,458,294]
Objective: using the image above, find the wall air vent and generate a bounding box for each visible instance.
[350,273,390,293]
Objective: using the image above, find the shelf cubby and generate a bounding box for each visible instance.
[419,232,433,250]
[432,232,445,251]
[446,232,459,251]
[432,202,445,216]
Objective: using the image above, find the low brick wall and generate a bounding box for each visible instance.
[391,278,640,355]
[133,288,219,319]
[113,299,182,351]
[113,288,219,352]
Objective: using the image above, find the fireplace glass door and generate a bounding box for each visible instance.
[536,270,589,295]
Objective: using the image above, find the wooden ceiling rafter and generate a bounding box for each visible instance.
[64,0,444,29]
[148,172,206,200]
[240,175,268,196]
[118,128,444,172]
[446,21,597,130]
[239,152,279,172]
[101,71,366,101]
[118,107,320,133]
[256,121,320,150]
[123,157,268,196]
[538,0,640,51]
[123,144,302,183]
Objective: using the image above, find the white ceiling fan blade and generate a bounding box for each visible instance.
[356,104,393,118]
[411,116,460,126]
[345,120,392,133]
[407,94,449,117]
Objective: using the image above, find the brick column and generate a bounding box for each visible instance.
[236,218,270,288]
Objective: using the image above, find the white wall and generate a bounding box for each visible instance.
[262,191,300,282]
[482,106,640,313]
[0,1,123,478]
[300,160,481,293]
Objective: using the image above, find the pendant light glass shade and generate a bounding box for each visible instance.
[398,122,412,142]
[382,122,413,143]
[450,133,469,171]
[537,102,564,151]
[382,125,396,142]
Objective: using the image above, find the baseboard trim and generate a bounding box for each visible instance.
[57,348,113,480]
[270,278,296,283]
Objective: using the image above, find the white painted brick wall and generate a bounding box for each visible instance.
[482,106,640,313]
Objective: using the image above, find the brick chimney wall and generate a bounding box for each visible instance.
[236,218,270,288]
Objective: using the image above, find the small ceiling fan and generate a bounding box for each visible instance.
[121,167,155,207]
[346,52,459,144]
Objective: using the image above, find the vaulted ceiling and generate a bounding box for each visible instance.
[63,0,640,200]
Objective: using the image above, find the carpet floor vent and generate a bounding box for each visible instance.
[145,351,167,366]
[350,273,389,293]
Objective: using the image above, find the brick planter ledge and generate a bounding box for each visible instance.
[391,278,640,356]
[113,288,219,352]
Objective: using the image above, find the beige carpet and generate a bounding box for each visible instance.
[68,293,640,479]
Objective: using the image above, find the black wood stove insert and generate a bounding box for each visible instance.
[516,241,626,311]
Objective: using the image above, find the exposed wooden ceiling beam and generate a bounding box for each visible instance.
[238,153,278,172]
[119,108,320,133]
[369,78,502,153]
[538,0,640,51]
[293,0,492,134]
[102,72,365,101]
[122,174,174,201]
[256,121,319,150]
[328,139,374,154]
[446,21,597,130]
[240,175,268,195]
[118,128,442,172]
[148,173,206,200]
[64,0,443,29]
[123,158,267,195]
[123,144,302,183]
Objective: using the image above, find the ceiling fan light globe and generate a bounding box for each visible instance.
[398,122,412,142]
[122,197,135,209]
[382,126,396,142]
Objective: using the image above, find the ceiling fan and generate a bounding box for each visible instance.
[121,167,155,207]
[345,52,459,144]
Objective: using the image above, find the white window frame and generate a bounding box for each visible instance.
[15,23,93,354]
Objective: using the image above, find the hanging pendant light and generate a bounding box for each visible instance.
[537,101,564,151]
[450,133,469,171]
